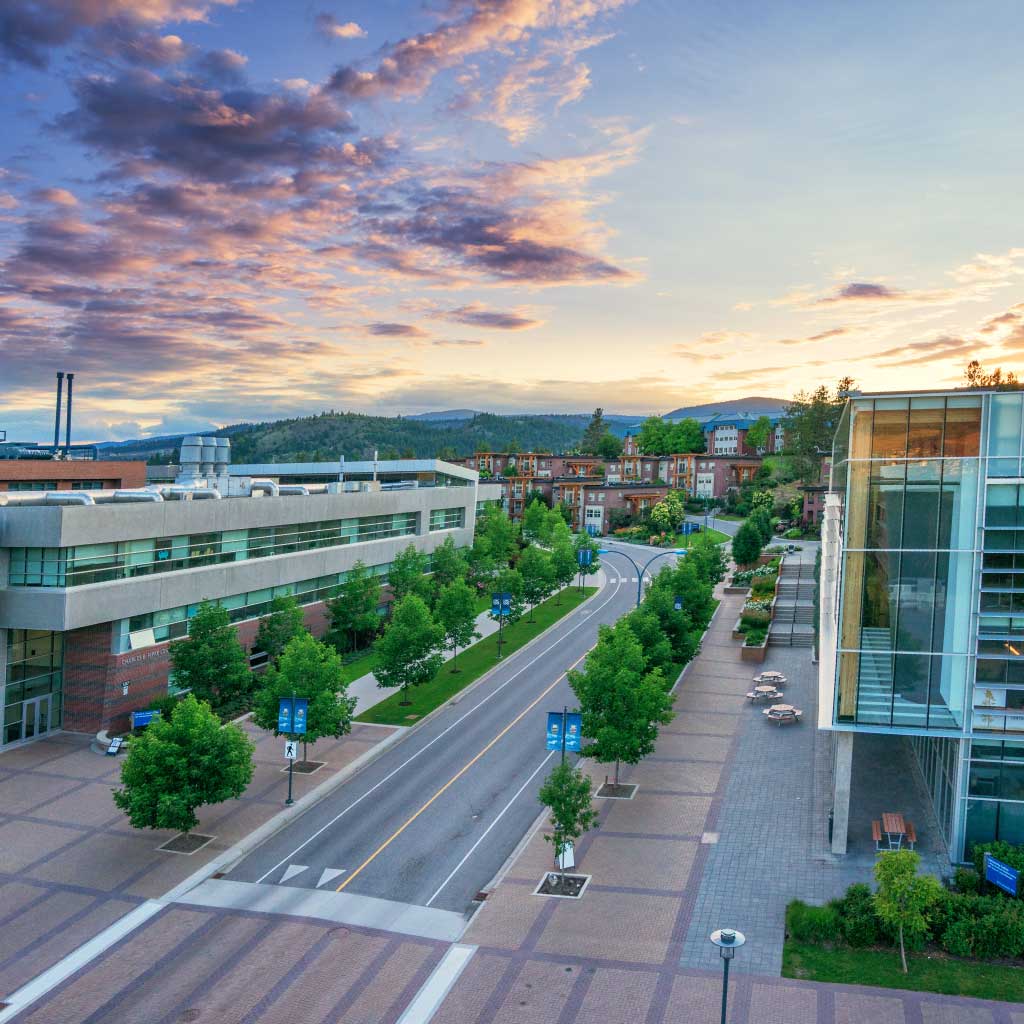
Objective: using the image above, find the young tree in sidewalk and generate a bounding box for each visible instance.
[550,540,578,605]
[387,543,433,605]
[435,579,480,673]
[538,761,598,889]
[325,560,381,653]
[518,545,554,622]
[569,622,673,787]
[253,595,307,666]
[113,695,254,834]
[374,595,444,705]
[253,632,356,759]
[873,851,943,974]
[169,600,251,711]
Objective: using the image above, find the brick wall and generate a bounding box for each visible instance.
[0,460,146,490]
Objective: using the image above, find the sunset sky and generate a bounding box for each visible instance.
[2,0,1023,441]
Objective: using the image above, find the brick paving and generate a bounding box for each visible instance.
[0,719,395,1004]
[435,560,1021,1022]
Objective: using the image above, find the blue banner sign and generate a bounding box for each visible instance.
[985,853,1019,896]
[491,592,513,617]
[131,710,161,729]
[673,596,683,612]
[577,548,593,567]
[277,697,310,735]
[546,711,583,752]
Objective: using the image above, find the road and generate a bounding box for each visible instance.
[220,544,683,921]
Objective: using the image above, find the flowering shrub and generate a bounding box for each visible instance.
[743,598,772,613]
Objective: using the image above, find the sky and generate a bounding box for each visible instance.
[1,0,1023,442]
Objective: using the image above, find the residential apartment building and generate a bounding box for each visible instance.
[551,481,670,535]
[819,388,1024,860]
[1,440,497,747]
[701,413,786,456]
[693,455,762,500]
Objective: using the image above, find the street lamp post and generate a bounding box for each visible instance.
[709,928,745,1024]
[597,546,687,607]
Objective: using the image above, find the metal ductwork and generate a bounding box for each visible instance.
[278,485,309,496]
[214,437,231,475]
[45,491,94,506]
[199,437,216,478]
[111,490,164,503]
[249,479,280,497]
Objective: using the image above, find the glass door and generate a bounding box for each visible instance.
[23,694,52,741]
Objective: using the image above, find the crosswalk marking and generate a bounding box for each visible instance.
[317,868,346,888]
[279,864,308,884]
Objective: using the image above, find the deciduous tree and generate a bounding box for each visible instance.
[551,540,578,605]
[518,545,554,622]
[596,431,623,458]
[873,851,943,974]
[964,359,1020,389]
[388,543,432,605]
[491,567,526,623]
[253,633,356,754]
[169,600,251,710]
[745,416,772,452]
[666,417,705,453]
[435,579,480,672]
[253,595,307,666]
[325,560,381,653]
[113,695,254,834]
[637,416,669,455]
[522,498,550,544]
[429,536,467,591]
[569,623,673,785]
[374,595,444,704]
[538,761,598,886]
[731,520,764,567]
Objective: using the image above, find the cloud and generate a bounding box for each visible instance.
[59,68,358,183]
[871,335,979,367]
[327,0,629,102]
[442,303,542,330]
[0,0,236,68]
[778,327,850,345]
[315,14,366,40]
[193,48,248,83]
[816,281,901,304]
[367,322,429,338]
[432,338,486,347]
[32,187,78,206]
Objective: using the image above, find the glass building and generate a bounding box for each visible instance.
[822,389,1024,861]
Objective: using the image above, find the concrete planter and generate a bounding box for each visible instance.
[724,584,751,595]
[741,637,769,663]
[732,616,746,641]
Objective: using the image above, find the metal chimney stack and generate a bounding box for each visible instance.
[53,372,64,454]
[63,373,74,455]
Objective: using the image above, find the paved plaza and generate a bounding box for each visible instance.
[0,719,396,1004]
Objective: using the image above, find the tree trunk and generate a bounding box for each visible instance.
[399,682,411,707]
[450,642,460,674]
[529,602,535,623]
[898,923,907,974]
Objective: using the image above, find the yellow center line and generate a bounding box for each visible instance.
[336,649,591,892]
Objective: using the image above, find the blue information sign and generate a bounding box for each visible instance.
[985,853,1019,896]
[277,697,310,735]
[131,709,160,729]
[491,592,513,617]
[577,548,593,567]
[546,712,583,752]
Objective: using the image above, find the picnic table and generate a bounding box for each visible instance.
[746,685,783,702]
[872,812,917,851]
[755,671,787,685]
[762,703,803,726]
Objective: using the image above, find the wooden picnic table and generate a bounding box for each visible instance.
[756,671,787,683]
[769,703,795,713]
[883,812,906,836]
[754,685,781,695]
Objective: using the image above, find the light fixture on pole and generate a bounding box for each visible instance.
[709,928,745,1024]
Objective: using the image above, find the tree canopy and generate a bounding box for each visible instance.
[637,416,705,455]
[325,560,381,653]
[964,359,1020,390]
[579,408,608,454]
[435,579,480,672]
[518,545,554,621]
[873,850,943,974]
[113,695,254,833]
[745,415,772,451]
[387,543,433,605]
[538,761,598,881]
[782,377,855,480]
[168,600,251,711]
[253,632,356,744]
[731,519,764,566]
[253,595,308,665]
[374,594,444,702]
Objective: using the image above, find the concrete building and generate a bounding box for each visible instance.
[0,439,498,748]
[820,388,1024,860]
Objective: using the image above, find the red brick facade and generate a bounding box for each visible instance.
[0,460,146,491]
[62,600,338,735]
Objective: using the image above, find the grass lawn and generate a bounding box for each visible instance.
[340,647,378,686]
[356,587,598,726]
[783,941,1024,1003]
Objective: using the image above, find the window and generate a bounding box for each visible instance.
[430,507,464,531]
[71,480,105,490]
[6,481,57,492]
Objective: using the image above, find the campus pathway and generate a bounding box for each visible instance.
[434,566,1019,1023]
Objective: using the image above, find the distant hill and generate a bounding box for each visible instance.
[663,396,787,421]
[406,409,483,421]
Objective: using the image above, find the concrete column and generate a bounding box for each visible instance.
[831,730,855,855]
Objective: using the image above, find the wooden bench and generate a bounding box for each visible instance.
[905,821,917,850]
[872,820,883,852]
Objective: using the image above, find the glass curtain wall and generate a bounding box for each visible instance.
[3,630,63,746]
[835,396,981,730]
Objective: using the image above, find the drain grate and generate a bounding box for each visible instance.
[158,833,215,855]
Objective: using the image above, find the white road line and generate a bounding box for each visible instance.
[0,900,164,1024]
[253,565,624,883]
[425,751,556,907]
[395,944,477,1024]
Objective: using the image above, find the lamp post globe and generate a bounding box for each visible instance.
[709,928,745,1024]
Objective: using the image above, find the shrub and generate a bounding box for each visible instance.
[744,626,768,647]
[787,900,842,945]
[971,841,1024,893]
[954,867,980,894]
[942,919,974,958]
[145,694,181,721]
[784,527,802,539]
[970,911,1024,960]
[838,883,879,947]
[730,569,754,586]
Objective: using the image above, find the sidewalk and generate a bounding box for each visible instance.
[433,580,1017,1022]
[0,719,397,1004]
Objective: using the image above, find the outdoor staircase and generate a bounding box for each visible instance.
[853,627,958,728]
[768,555,816,647]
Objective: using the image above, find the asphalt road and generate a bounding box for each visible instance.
[226,546,679,916]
